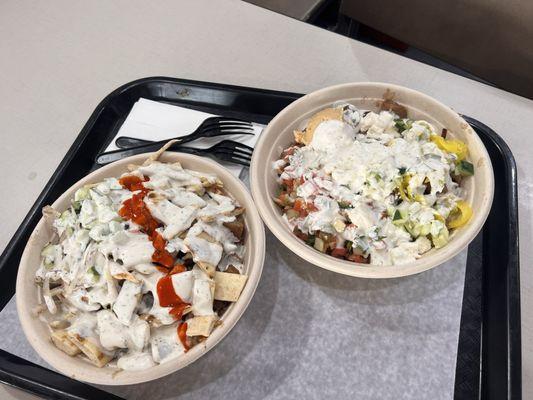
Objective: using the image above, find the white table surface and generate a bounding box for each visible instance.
[0,0,531,399]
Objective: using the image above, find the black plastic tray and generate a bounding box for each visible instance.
[0,77,521,400]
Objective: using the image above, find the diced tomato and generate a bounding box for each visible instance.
[276,191,287,204]
[293,199,305,212]
[347,253,369,264]
[293,228,309,241]
[177,322,190,352]
[282,179,294,192]
[331,248,347,258]
[306,202,318,212]
[293,198,317,217]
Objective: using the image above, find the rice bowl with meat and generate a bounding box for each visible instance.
[17,150,265,384]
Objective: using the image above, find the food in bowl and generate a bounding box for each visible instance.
[33,159,248,371]
[272,102,475,266]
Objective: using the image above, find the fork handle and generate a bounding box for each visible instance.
[115,136,154,148]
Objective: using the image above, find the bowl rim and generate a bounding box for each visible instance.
[250,81,494,278]
[16,152,265,385]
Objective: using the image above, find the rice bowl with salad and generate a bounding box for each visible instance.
[273,102,475,266]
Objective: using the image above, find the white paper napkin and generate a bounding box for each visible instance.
[105,98,264,177]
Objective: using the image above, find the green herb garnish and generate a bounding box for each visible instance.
[394,119,413,133]
[399,167,407,175]
[339,201,353,209]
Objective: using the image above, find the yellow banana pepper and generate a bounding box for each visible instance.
[447,201,473,229]
[431,135,469,161]
[398,175,410,202]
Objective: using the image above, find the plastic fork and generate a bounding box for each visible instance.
[95,116,254,165]
[170,140,253,167]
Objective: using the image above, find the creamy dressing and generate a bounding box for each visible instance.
[170,271,194,303]
[145,198,198,239]
[112,280,142,325]
[191,266,215,316]
[150,325,185,364]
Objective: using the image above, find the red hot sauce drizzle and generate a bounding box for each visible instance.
[118,175,190,317]
[118,175,175,269]
[178,322,190,352]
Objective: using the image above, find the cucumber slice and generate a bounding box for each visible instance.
[455,160,474,176]
[431,226,449,248]
[314,237,326,252]
[74,186,91,202]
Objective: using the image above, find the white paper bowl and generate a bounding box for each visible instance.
[16,152,265,385]
[250,82,493,278]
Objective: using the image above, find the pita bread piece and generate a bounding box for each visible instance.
[214,272,248,302]
[51,330,81,356]
[294,107,343,145]
[186,315,218,337]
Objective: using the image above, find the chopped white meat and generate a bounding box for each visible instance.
[170,271,194,303]
[151,325,185,363]
[164,187,206,208]
[117,351,155,371]
[128,317,151,351]
[97,310,129,350]
[137,162,202,187]
[187,221,238,253]
[184,235,223,266]
[191,268,214,316]
[99,232,153,268]
[144,198,197,239]
[197,192,235,221]
[65,287,101,312]
[113,280,142,325]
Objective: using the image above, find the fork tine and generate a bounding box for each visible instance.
[201,120,252,128]
[216,123,254,130]
[216,154,250,167]
[214,142,254,155]
[229,156,251,167]
[199,128,255,137]
[212,147,252,160]
[217,146,253,156]
[213,126,255,134]
[215,150,252,161]
[215,140,254,151]
[200,124,254,134]
[205,116,252,125]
